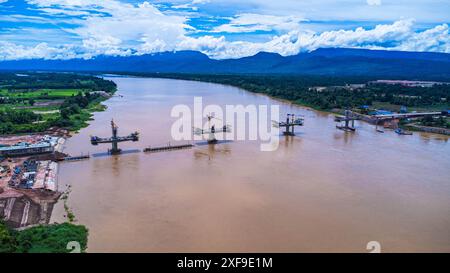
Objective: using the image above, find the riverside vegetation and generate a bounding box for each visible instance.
[127,73,450,129]
[0,219,88,253]
[132,73,450,110]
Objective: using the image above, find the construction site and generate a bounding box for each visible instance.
[0,134,64,228]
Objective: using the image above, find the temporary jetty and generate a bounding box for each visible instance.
[64,154,90,161]
[144,143,194,153]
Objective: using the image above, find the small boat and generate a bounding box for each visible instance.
[395,128,412,135]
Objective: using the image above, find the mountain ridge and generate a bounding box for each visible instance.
[1,48,450,80]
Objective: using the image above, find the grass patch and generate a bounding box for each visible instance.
[2,88,82,99]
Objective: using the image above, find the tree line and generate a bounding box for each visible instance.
[129,73,450,110]
[0,72,116,92]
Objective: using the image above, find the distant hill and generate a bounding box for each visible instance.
[1,48,450,80]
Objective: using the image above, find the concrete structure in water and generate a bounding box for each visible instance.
[273,114,304,136]
[90,119,139,154]
[335,110,357,132]
[193,115,231,144]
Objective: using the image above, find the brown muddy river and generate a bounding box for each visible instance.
[51,76,450,252]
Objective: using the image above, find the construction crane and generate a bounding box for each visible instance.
[193,114,231,144]
[334,110,357,132]
[90,119,139,154]
[273,114,304,136]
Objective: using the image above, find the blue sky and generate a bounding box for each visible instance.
[0,0,449,60]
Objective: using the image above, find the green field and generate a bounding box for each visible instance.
[0,88,83,113]
[0,73,116,134]
[0,88,81,98]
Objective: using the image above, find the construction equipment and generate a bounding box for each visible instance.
[273,114,304,136]
[90,119,139,154]
[193,114,231,144]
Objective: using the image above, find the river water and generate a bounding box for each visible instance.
[51,76,450,252]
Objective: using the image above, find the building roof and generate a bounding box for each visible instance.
[0,141,52,151]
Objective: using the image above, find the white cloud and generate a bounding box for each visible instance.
[212,13,304,33]
[178,35,228,53]
[192,0,449,24]
[177,20,450,59]
[394,23,450,53]
[172,4,197,11]
[367,0,382,6]
[0,0,8,3]
[172,0,210,11]
[0,14,55,24]
[26,0,191,56]
[192,0,210,4]
[1,1,191,59]
[27,0,99,7]
[2,19,450,60]
[38,7,92,16]
[297,19,414,51]
[0,42,81,60]
[2,1,450,60]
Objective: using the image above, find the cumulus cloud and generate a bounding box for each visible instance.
[26,0,190,56]
[177,20,450,59]
[295,19,414,51]
[394,23,450,53]
[0,42,82,60]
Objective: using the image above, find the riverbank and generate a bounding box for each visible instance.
[0,73,114,252]
[137,73,450,136]
[0,103,101,252]
[1,73,117,208]
[0,106,108,228]
[404,123,450,135]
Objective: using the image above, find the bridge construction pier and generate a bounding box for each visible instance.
[90,120,139,154]
[335,110,357,132]
[193,114,231,144]
[274,114,304,136]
